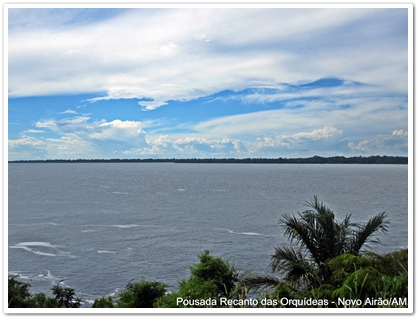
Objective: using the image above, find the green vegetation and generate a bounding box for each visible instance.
[243,196,389,291]
[8,276,81,308]
[241,197,406,308]
[156,250,240,308]
[8,197,408,309]
[113,280,167,308]
[8,155,408,164]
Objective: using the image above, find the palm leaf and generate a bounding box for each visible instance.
[350,212,389,253]
[270,246,320,288]
[239,274,284,292]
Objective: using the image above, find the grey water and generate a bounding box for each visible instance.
[8,163,408,306]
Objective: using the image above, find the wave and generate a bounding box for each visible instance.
[84,224,167,230]
[98,250,116,254]
[112,225,139,229]
[214,228,235,234]
[35,270,66,283]
[9,242,76,258]
[214,228,277,237]
[9,270,66,285]
[10,222,60,227]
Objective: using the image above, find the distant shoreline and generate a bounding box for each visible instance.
[8,155,408,164]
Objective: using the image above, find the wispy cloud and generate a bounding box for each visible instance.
[8,8,407,108]
[58,109,78,114]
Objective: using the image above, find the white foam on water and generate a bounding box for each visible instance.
[111,224,139,229]
[9,242,76,258]
[42,270,66,284]
[98,250,116,254]
[214,228,277,237]
[18,242,58,247]
[8,272,31,281]
[214,228,235,234]
[9,270,66,286]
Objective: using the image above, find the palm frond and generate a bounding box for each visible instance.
[350,212,389,253]
[239,274,284,293]
[270,246,320,288]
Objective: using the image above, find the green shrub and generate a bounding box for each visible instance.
[8,276,82,308]
[92,296,114,308]
[116,279,167,308]
[8,276,32,308]
[157,250,240,308]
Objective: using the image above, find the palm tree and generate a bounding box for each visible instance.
[242,196,388,291]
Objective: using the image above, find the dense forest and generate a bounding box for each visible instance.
[9,155,408,164]
[8,197,408,309]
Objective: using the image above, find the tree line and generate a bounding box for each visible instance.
[8,196,408,309]
[9,155,408,164]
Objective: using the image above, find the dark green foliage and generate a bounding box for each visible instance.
[51,285,82,308]
[327,253,373,285]
[157,250,240,308]
[240,196,394,307]
[270,246,320,288]
[240,273,284,293]
[116,279,167,308]
[364,248,408,276]
[8,276,82,308]
[28,292,61,308]
[381,273,408,300]
[8,276,32,308]
[188,250,238,298]
[92,296,114,308]
[332,266,385,301]
[272,196,388,288]
[327,251,408,306]
[177,277,219,303]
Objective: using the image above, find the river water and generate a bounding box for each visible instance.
[8,163,408,306]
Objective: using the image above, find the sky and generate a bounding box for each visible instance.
[7,6,411,160]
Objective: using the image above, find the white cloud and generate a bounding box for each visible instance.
[43,134,97,159]
[89,119,146,141]
[348,129,408,155]
[9,135,46,148]
[8,8,408,109]
[292,127,343,141]
[13,117,151,159]
[195,34,211,43]
[25,129,44,133]
[248,126,347,156]
[160,42,178,54]
[144,126,346,158]
[392,129,408,136]
[171,137,247,156]
[58,109,78,114]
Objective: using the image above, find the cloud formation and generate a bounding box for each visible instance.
[9,8,408,108]
[7,7,410,160]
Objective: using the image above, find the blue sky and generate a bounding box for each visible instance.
[7,6,410,160]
